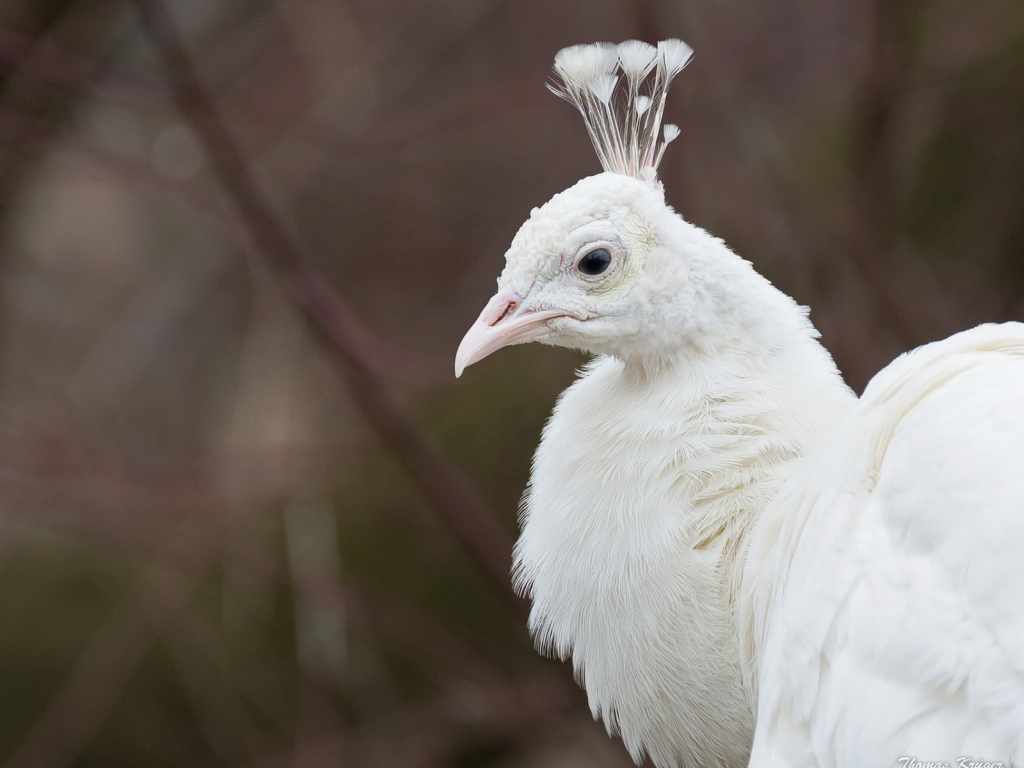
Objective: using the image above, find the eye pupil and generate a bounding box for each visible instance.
[579,248,612,276]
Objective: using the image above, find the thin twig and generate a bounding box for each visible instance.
[161,603,258,764]
[307,77,546,155]
[0,25,167,109]
[847,0,962,348]
[132,0,524,613]
[2,566,201,768]
[0,103,236,232]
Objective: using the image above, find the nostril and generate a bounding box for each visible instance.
[484,291,524,327]
[482,290,525,326]
[492,300,518,326]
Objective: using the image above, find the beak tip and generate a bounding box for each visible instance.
[456,290,559,380]
[454,342,472,378]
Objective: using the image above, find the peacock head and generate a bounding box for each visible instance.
[455,39,710,377]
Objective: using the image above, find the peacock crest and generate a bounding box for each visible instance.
[548,39,693,180]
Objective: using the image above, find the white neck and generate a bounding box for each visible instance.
[513,282,855,767]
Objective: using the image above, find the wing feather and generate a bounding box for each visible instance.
[746,323,1024,766]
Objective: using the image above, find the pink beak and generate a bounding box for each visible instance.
[455,289,567,377]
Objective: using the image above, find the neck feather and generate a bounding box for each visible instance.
[514,285,855,767]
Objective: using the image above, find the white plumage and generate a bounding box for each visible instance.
[455,39,1024,768]
[746,326,1024,766]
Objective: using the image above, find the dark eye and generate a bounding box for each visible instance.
[578,248,612,276]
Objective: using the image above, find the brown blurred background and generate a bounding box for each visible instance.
[0,0,1020,766]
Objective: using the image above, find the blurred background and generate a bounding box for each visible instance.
[0,0,1021,765]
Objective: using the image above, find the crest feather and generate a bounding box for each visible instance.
[549,38,693,179]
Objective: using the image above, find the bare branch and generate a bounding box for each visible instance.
[131,0,525,613]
